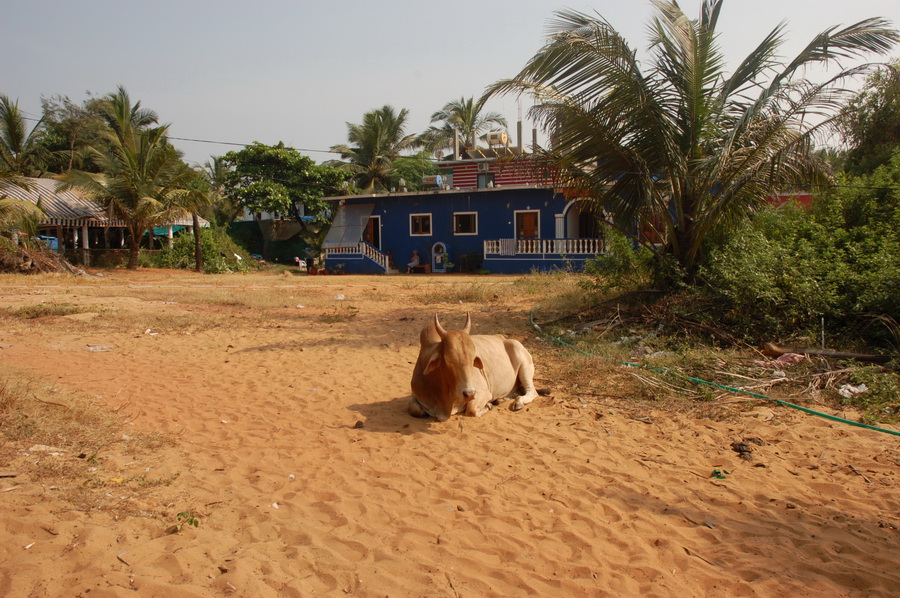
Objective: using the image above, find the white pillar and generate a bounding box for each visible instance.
[167,225,174,249]
[81,224,90,265]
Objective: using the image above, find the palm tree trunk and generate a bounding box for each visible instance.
[126,224,148,270]
[127,229,140,270]
[192,211,203,272]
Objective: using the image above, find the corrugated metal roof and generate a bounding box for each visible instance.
[0,177,116,225]
[0,177,208,227]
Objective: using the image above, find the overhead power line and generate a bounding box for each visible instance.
[19,114,341,155]
[167,136,341,155]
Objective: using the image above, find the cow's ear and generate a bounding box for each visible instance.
[473,356,484,370]
[423,353,442,375]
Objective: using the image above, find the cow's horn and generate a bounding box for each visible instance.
[462,312,472,334]
[434,313,447,339]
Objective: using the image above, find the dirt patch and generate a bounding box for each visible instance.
[0,269,897,597]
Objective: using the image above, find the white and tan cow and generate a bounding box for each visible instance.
[409,313,540,421]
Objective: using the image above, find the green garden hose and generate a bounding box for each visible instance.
[529,308,900,438]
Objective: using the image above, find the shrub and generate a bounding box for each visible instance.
[701,152,900,347]
[580,228,659,294]
[151,227,250,274]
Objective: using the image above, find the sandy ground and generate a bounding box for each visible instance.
[0,269,897,597]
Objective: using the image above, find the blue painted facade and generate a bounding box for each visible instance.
[323,184,605,275]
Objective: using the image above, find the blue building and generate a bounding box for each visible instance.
[322,151,606,274]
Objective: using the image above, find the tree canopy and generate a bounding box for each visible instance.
[0,95,46,176]
[329,105,420,192]
[485,0,899,281]
[57,87,195,269]
[221,141,347,220]
[423,96,508,155]
[841,60,900,176]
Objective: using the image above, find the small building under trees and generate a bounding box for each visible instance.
[0,177,207,266]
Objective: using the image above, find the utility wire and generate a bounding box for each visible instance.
[167,136,341,155]
[18,114,900,191]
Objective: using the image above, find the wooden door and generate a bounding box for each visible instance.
[363,216,381,248]
[515,211,539,239]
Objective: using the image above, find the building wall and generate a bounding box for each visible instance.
[440,159,554,189]
[335,187,567,273]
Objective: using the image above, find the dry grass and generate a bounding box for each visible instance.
[0,365,183,520]
[415,280,516,305]
[6,302,92,319]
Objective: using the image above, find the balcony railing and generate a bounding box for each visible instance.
[324,241,389,271]
[484,238,604,257]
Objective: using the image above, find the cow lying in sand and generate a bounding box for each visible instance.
[409,313,540,421]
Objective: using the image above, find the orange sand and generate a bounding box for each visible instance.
[0,270,897,597]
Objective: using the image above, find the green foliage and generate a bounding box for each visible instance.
[222,142,348,219]
[392,151,437,191]
[701,152,900,346]
[151,227,250,274]
[484,2,899,280]
[56,87,195,270]
[423,96,508,154]
[844,365,900,423]
[841,61,900,176]
[0,95,47,176]
[580,228,657,293]
[38,94,108,174]
[0,195,44,243]
[175,512,200,530]
[328,105,421,193]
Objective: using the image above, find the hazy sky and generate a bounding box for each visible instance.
[4,0,899,166]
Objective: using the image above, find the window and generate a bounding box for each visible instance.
[453,212,478,235]
[410,213,431,236]
[477,173,495,189]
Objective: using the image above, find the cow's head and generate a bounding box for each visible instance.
[419,313,484,421]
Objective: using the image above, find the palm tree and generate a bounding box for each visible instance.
[58,88,193,269]
[485,1,899,281]
[0,95,46,176]
[329,105,420,192]
[424,96,508,154]
[96,85,159,140]
[181,166,213,272]
[204,156,240,225]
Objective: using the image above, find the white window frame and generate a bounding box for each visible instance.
[452,211,478,236]
[410,213,432,236]
[514,209,541,239]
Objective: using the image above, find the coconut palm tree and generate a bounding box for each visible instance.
[58,89,193,269]
[180,166,214,272]
[96,85,159,140]
[485,0,899,281]
[204,156,241,225]
[0,95,46,176]
[424,96,508,154]
[329,105,420,192]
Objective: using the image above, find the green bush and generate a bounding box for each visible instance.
[844,364,900,423]
[580,228,659,293]
[700,151,900,347]
[150,227,250,274]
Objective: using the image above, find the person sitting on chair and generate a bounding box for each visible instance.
[406,250,420,273]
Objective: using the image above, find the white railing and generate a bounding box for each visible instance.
[325,242,389,271]
[484,238,605,256]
